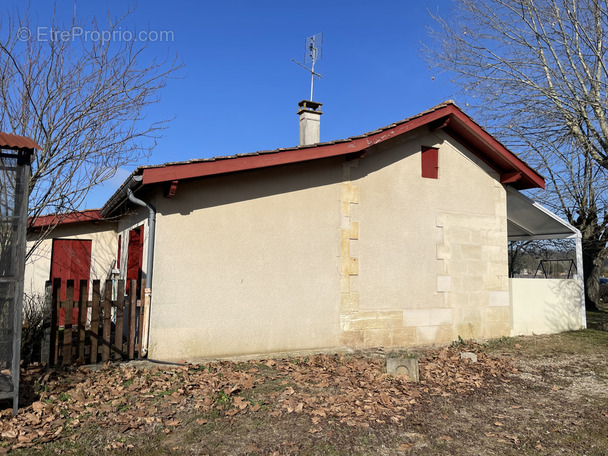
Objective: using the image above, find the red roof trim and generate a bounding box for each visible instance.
[138,102,544,190]
[441,105,545,189]
[0,132,41,151]
[29,209,103,229]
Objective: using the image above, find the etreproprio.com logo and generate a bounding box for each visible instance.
[17,26,174,43]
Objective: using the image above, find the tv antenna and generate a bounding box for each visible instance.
[292,33,323,101]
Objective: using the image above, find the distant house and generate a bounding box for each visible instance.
[25,101,586,361]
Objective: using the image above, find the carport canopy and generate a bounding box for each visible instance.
[507,187,580,241]
[506,187,585,327]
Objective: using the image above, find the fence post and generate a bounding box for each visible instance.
[114,280,125,360]
[90,280,101,364]
[62,280,75,365]
[128,280,137,360]
[77,280,88,363]
[101,281,112,362]
[40,281,52,365]
[136,279,146,358]
[50,278,61,366]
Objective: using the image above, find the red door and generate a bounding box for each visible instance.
[126,226,144,297]
[50,239,92,325]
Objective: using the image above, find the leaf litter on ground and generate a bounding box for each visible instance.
[0,342,513,453]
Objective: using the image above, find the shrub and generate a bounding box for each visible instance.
[21,293,46,366]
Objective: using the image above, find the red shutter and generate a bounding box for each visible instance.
[126,226,144,297]
[50,239,92,326]
[421,146,439,179]
[50,239,92,301]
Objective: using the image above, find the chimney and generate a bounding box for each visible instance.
[298,100,323,146]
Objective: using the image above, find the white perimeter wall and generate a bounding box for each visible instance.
[510,278,584,336]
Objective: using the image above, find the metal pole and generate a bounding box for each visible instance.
[11,151,30,415]
[310,59,315,101]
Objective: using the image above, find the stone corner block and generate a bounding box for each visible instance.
[437,275,451,293]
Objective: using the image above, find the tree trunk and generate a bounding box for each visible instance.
[582,242,607,312]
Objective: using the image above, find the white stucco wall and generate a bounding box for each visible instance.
[148,159,343,360]
[24,222,118,302]
[510,278,584,336]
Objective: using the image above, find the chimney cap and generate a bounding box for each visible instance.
[298,99,323,115]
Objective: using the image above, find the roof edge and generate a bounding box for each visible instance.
[102,101,545,214]
[29,209,105,230]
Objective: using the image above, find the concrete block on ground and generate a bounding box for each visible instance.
[460,351,477,363]
[386,357,419,382]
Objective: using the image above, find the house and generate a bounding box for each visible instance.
[25,101,586,361]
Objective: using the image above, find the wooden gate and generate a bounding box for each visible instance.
[48,278,145,366]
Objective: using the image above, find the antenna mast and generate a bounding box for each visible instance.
[292,33,323,101]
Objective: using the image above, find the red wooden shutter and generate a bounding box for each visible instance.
[126,226,144,297]
[50,239,92,301]
[421,146,439,179]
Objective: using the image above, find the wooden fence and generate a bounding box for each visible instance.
[47,278,145,366]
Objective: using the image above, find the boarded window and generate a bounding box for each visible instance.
[421,146,439,179]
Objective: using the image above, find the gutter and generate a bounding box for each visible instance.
[127,182,156,356]
[100,167,144,218]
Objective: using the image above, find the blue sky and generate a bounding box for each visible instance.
[5,0,457,208]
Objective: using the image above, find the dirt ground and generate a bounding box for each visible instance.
[1,329,608,455]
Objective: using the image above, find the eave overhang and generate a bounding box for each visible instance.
[101,101,545,216]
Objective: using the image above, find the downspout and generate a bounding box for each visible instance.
[127,184,155,356]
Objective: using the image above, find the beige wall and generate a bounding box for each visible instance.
[146,128,512,360]
[149,159,343,360]
[21,126,520,360]
[510,278,583,335]
[341,130,510,347]
[24,222,118,302]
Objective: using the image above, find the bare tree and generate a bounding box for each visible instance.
[509,239,577,278]
[526,135,608,307]
[427,0,608,310]
[0,4,180,256]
